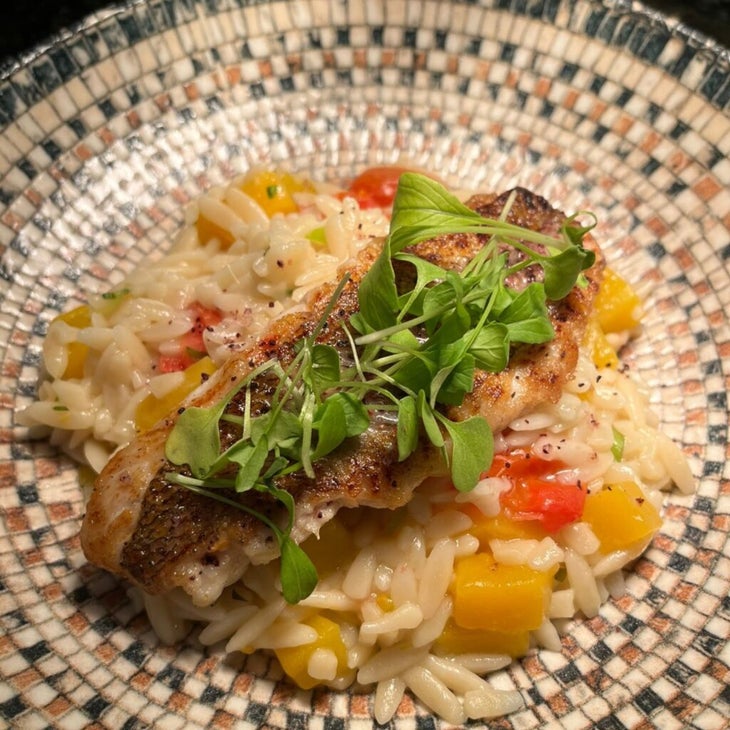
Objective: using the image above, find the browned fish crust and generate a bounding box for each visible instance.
[81,187,604,602]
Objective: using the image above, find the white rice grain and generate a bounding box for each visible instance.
[454,533,480,557]
[297,590,360,612]
[549,589,576,619]
[390,564,419,608]
[603,569,626,599]
[442,653,512,675]
[591,542,648,577]
[528,537,565,572]
[225,598,286,653]
[558,522,601,556]
[374,677,407,725]
[143,593,191,645]
[490,538,539,566]
[417,539,456,620]
[425,655,487,693]
[223,187,269,226]
[357,646,429,685]
[307,648,338,681]
[424,510,473,543]
[198,605,260,646]
[455,476,511,517]
[412,597,453,648]
[359,603,423,642]
[564,549,601,618]
[251,621,319,650]
[533,618,562,652]
[464,686,525,720]
[342,546,376,600]
[402,665,466,725]
[656,432,695,493]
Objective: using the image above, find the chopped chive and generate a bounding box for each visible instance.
[306,226,327,246]
[102,287,130,300]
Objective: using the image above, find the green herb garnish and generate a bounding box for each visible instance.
[611,426,625,461]
[266,184,279,199]
[306,226,327,246]
[185,346,207,361]
[163,173,596,603]
[101,287,131,300]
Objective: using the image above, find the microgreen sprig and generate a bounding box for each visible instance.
[163,172,596,603]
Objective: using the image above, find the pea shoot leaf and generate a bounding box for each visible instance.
[468,323,510,372]
[561,213,597,249]
[423,280,461,334]
[397,395,419,461]
[497,283,554,344]
[392,353,435,395]
[307,344,341,394]
[427,304,471,349]
[394,253,449,318]
[165,403,226,479]
[311,396,347,460]
[328,392,370,437]
[427,342,474,407]
[388,173,487,252]
[230,440,269,493]
[441,415,493,492]
[279,537,319,604]
[542,246,594,300]
[418,391,444,448]
[358,242,398,331]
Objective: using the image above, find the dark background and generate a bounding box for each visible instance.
[0,0,728,67]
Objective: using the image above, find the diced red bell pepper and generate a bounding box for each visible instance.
[490,450,586,533]
[157,303,222,373]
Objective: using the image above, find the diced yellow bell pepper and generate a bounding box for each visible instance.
[434,619,530,658]
[594,268,642,334]
[583,317,619,369]
[300,518,357,577]
[63,341,89,379]
[275,615,348,690]
[238,170,315,218]
[460,504,547,549]
[56,304,91,329]
[196,213,236,248]
[135,356,216,433]
[452,553,553,633]
[54,305,91,380]
[581,481,662,554]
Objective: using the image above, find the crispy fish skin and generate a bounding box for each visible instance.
[80,188,603,605]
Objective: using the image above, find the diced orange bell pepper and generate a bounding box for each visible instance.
[460,504,548,548]
[452,552,553,633]
[275,615,348,690]
[135,356,216,433]
[581,481,662,554]
[196,213,236,248]
[300,518,357,577]
[583,317,619,369]
[238,170,314,217]
[54,305,92,380]
[56,304,92,329]
[434,619,530,658]
[594,268,642,334]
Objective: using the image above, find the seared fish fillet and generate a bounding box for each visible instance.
[81,188,603,605]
